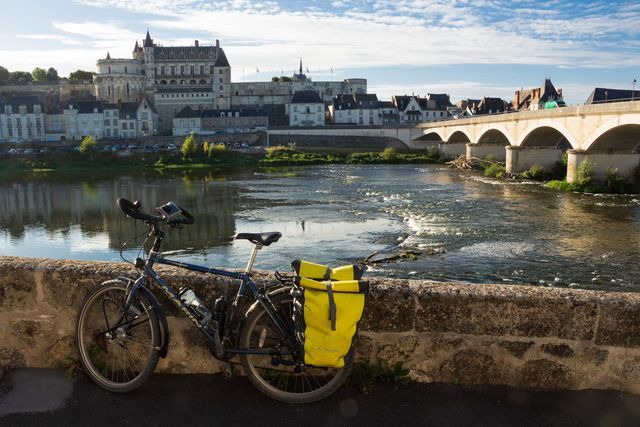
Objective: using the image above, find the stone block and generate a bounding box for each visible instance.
[540,343,574,358]
[360,280,416,332]
[439,349,507,385]
[595,297,640,347]
[517,359,574,388]
[415,284,597,341]
[355,334,373,363]
[44,336,76,367]
[376,336,419,365]
[500,340,534,359]
[0,269,37,311]
[10,320,55,348]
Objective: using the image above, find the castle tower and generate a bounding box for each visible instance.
[212,39,231,110]
[142,30,155,89]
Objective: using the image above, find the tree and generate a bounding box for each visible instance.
[8,71,32,84]
[203,141,210,156]
[46,67,59,82]
[79,135,97,154]
[69,70,96,81]
[271,76,280,82]
[32,67,47,82]
[0,66,9,84]
[182,133,196,158]
[280,76,292,82]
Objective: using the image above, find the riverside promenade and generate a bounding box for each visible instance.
[1,368,640,426]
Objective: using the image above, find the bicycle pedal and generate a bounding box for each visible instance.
[270,356,280,367]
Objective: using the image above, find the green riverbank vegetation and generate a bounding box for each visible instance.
[260,145,443,166]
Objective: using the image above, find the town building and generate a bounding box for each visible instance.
[287,91,325,126]
[0,96,46,142]
[93,30,368,132]
[457,97,510,116]
[513,79,564,111]
[585,88,638,104]
[329,93,381,125]
[172,106,268,135]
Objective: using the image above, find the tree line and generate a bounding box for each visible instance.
[0,66,96,85]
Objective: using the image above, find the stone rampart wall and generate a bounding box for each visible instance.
[2,256,640,393]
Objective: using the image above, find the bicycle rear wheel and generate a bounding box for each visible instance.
[240,292,353,403]
[76,280,160,393]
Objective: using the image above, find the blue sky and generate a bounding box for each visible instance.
[1,0,639,104]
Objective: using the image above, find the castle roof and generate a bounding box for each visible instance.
[214,48,230,67]
[586,88,637,104]
[332,93,378,110]
[144,30,153,48]
[5,96,42,114]
[291,90,323,104]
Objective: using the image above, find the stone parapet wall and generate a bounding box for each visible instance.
[1,256,640,393]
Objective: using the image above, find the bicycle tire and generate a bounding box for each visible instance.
[240,292,353,403]
[76,280,161,393]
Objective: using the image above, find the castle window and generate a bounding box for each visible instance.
[108,66,111,74]
[171,66,175,75]
[126,83,130,95]
[190,66,194,75]
[209,65,214,74]
[219,69,223,74]
[160,66,165,75]
[180,65,185,74]
[200,65,204,75]
[125,66,128,73]
[219,78,223,83]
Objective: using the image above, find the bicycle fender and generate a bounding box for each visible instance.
[243,286,292,320]
[112,277,170,359]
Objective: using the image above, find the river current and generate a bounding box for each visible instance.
[1,164,639,291]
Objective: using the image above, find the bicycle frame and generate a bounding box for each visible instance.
[120,225,298,358]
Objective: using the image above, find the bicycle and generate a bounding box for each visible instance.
[75,198,353,404]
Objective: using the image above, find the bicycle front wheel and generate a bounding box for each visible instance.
[76,280,161,393]
[240,293,353,403]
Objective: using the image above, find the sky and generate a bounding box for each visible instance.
[1,0,639,105]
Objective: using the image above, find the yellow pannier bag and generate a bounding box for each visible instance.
[291,260,368,368]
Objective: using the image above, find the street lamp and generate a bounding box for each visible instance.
[633,78,636,101]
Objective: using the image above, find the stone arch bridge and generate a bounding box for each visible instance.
[413,101,640,183]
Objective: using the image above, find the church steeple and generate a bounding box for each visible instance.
[133,40,139,52]
[106,51,111,59]
[299,57,303,75]
[144,29,153,48]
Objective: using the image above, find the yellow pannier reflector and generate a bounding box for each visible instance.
[291,259,368,368]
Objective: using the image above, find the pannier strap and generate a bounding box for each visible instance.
[325,281,337,331]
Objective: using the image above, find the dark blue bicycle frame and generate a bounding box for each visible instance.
[122,247,296,357]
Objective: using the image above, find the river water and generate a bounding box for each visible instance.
[1,164,639,291]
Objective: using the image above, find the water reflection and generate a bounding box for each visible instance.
[1,165,640,291]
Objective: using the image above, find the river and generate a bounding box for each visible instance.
[1,164,639,291]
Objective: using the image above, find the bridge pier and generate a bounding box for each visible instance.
[438,143,467,159]
[567,150,640,183]
[466,143,506,162]
[505,146,563,174]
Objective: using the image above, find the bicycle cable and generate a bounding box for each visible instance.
[119,229,153,266]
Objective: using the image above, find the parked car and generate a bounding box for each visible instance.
[127,144,139,151]
[102,145,112,152]
[167,143,177,151]
[23,148,34,154]
[143,145,154,152]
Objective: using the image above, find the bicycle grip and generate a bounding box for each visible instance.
[117,198,150,221]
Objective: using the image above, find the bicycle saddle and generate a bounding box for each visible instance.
[235,232,282,246]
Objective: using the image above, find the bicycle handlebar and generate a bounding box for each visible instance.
[116,198,194,225]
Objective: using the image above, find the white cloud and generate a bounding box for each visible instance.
[17,34,83,46]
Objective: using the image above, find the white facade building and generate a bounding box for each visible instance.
[329,93,381,125]
[0,96,45,142]
[288,91,325,126]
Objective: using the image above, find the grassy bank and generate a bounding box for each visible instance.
[0,145,443,179]
[259,146,443,166]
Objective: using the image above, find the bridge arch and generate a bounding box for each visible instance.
[477,128,512,145]
[418,129,445,142]
[516,121,577,149]
[447,130,471,144]
[583,115,640,152]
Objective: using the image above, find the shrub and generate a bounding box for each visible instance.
[79,136,97,155]
[574,158,594,187]
[203,141,210,156]
[265,145,298,158]
[521,164,546,180]
[425,146,440,160]
[207,143,226,157]
[381,147,397,160]
[182,133,197,158]
[484,163,506,178]
[605,167,626,193]
[546,180,578,191]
